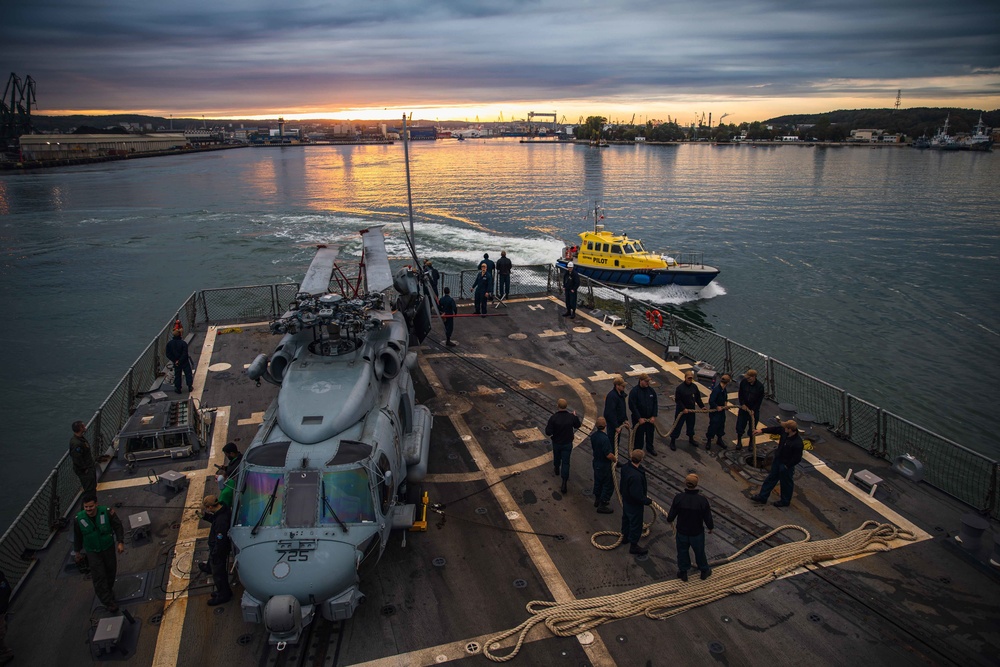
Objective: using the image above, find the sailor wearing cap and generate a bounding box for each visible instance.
[666,473,714,581]
[562,262,580,318]
[750,420,805,508]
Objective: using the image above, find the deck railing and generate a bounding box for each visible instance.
[2,265,996,598]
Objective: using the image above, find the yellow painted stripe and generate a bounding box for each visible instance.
[152,325,229,667]
[418,356,617,667]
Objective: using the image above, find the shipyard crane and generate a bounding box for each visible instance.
[1,72,37,151]
[629,113,636,126]
[894,90,901,113]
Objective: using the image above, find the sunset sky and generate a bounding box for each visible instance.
[3,0,998,125]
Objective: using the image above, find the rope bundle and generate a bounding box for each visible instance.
[484,521,915,662]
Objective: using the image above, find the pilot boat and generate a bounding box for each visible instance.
[555,205,720,287]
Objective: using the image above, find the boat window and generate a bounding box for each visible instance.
[614,260,620,267]
[285,470,319,527]
[320,468,376,524]
[234,471,285,527]
[635,241,646,252]
[586,242,594,251]
[611,245,622,254]
[602,243,609,253]
[623,244,635,254]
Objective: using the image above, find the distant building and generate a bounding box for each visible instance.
[779,135,800,142]
[18,133,187,160]
[850,129,884,142]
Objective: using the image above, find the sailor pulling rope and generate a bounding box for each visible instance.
[485,521,916,662]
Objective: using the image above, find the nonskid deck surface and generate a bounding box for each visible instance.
[7,297,999,666]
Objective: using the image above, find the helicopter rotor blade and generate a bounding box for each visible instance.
[361,226,394,293]
[299,245,341,296]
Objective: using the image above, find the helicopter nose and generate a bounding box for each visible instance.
[240,539,361,606]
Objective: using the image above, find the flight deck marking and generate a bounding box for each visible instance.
[557,300,934,560]
[512,428,545,443]
[472,385,506,396]
[151,325,228,667]
[518,380,543,389]
[237,411,265,426]
[588,370,619,382]
[528,304,546,311]
[417,356,617,667]
[422,354,597,482]
[624,363,659,376]
[538,329,566,338]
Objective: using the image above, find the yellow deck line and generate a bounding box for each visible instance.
[416,355,616,667]
[151,325,228,667]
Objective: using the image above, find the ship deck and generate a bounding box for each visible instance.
[6,295,999,666]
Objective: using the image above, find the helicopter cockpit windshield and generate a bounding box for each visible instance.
[235,467,375,529]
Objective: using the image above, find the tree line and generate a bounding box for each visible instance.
[574,108,997,142]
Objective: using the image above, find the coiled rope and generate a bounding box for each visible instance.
[485,521,915,662]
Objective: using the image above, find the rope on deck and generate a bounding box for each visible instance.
[484,521,916,662]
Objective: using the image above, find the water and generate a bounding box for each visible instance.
[1,141,997,530]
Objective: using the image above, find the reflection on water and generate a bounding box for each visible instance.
[0,141,997,530]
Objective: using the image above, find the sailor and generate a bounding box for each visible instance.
[619,449,652,555]
[562,262,580,318]
[73,493,125,612]
[217,471,237,508]
[603,376,629,449]
[666,473,714,581]
[200,495,233,605]
[221,441,243,478]
[669,371,704,450]
[438,286,458,346]
[750,420,805,507]
[591,417,615,513]
[472,264,491,316]
[165,328,194,394]
[544,398,581,495]
[495,250,512,300]
[628,373,659,456]
[704,374,731,450]
[735,369,765,449]
[0,570,13,665]
[68,420,97,498]
[479,252,496,297]
[423,259,440,297]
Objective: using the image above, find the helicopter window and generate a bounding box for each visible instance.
[326,440,373,466]
[245,441,291,467]
[234,471,285,527]
[320,469,375,524]
[285,470,319,528]
[376,453,392,514]
[398,395,413,434]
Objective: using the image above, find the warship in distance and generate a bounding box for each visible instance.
[239,227,433,645]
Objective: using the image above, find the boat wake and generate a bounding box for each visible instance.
[615,280,727,305]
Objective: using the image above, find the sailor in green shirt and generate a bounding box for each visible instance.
[73,494,125,612]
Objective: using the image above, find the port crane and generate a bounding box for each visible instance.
[1,73,36,152]
[527,111,557,135]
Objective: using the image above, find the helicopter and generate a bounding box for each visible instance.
[234,226,433,646]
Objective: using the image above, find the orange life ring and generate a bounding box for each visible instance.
[649,309,663,330]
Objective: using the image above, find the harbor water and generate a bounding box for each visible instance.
[0,140,997,531]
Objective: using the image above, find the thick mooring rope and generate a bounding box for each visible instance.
[484,521,915,662]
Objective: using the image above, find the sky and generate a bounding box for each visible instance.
[3,0,999,125]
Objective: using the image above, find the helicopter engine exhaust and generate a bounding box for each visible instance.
[268,334,298,383]
[247,354,269,383]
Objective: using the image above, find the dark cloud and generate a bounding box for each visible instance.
[2,0,997,114]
